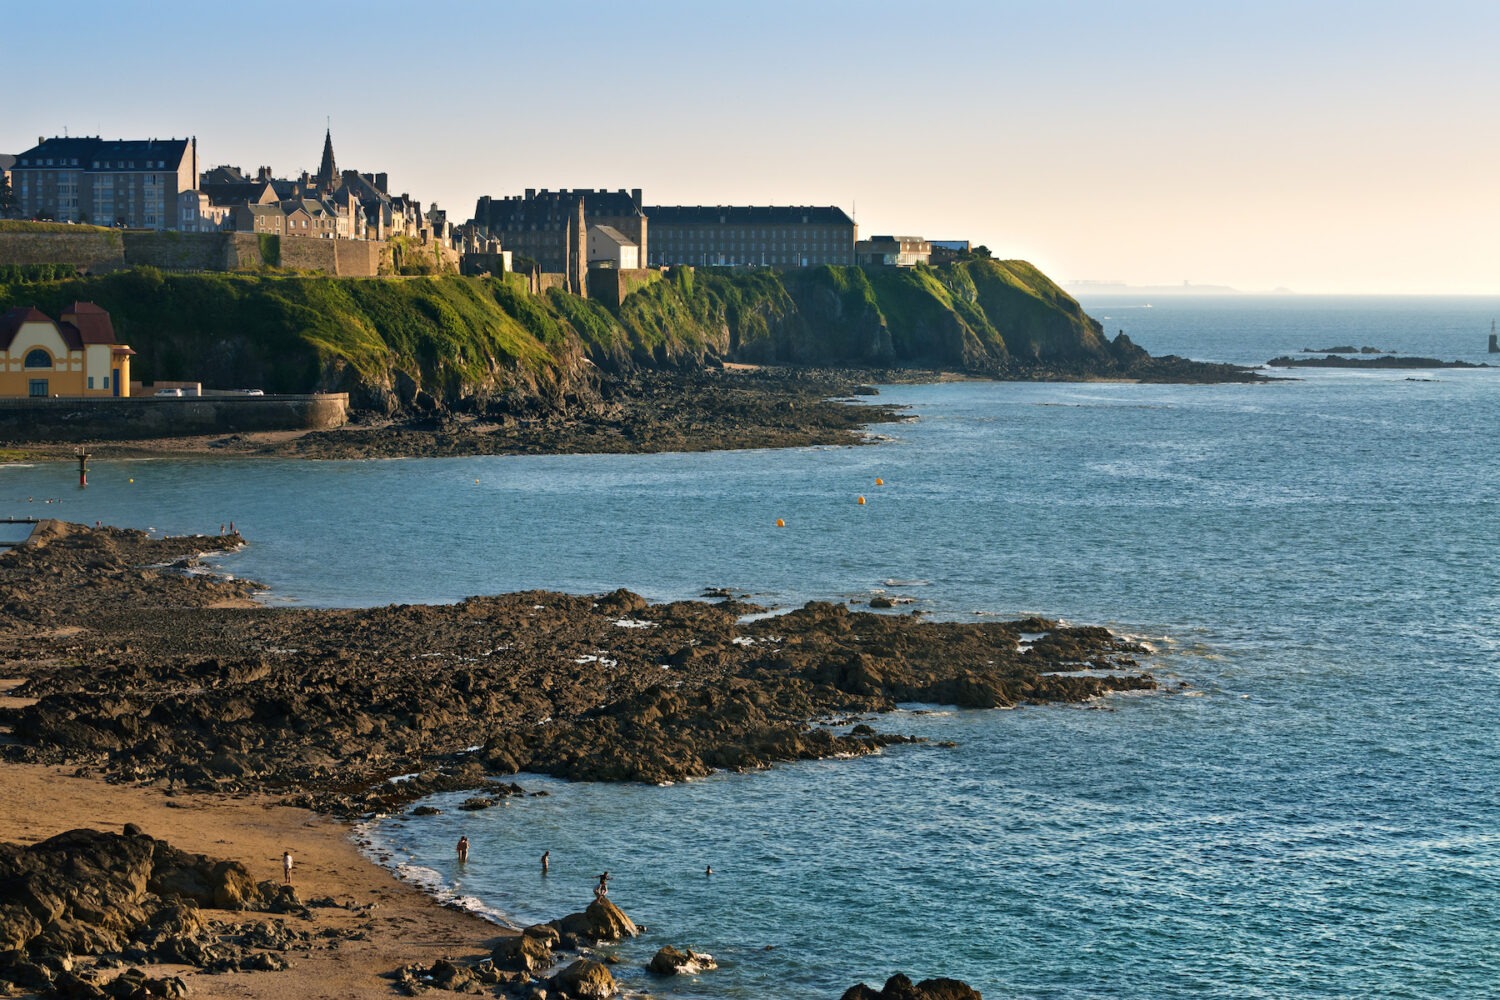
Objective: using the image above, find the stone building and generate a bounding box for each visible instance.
[587,225,639,270]
[644,205,855,267]
[0,302,134,398]
[470,188,647,280]
[9,136,198,227]
[855,235,931,267]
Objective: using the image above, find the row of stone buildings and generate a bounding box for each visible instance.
[5,132,450,251]
[4,131,971,288]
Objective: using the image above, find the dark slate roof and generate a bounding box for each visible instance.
[645,205,855,226]
[474,188,644,228]
[589,225,635,246]
[202,181,276,207]
[13,137,192,171]
[202,165,249,185]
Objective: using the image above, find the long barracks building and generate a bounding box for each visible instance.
[644,205,856,268]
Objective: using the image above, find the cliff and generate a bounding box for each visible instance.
[0,260,1246,415]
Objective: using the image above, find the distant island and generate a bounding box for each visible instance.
[1268,355,1489,369]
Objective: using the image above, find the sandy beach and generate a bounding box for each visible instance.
[0,761,507,999]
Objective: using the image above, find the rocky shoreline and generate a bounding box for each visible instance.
[0,523,1162,997]
[1,362,1259,462]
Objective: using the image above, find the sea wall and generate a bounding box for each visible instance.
[0,393,349,441]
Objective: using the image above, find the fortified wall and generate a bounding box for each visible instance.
[587,268,662,309]
[0,393,349,441]
[0,231,386,277]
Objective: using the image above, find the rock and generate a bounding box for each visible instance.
[647,945,717,975]
[869,596,895,609]
[491,926,556,973]
[551,958,617,998]
[552,898,638,943]
[841,973,983,1000]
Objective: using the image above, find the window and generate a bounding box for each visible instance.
[103,377,109,389]
[24,349,52,369]
[29,379,48,397]
[88,377,95,389]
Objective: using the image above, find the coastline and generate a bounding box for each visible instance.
[0,762,506,999]
[0,520,1157,995]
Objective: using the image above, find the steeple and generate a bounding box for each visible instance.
[315,127,337,193]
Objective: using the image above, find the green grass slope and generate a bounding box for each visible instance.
[0,258,1117,409]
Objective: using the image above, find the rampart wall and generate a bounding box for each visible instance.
[0,231,384,277]
[588,268,662,309]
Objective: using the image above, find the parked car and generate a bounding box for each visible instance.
[239,389,264,395]
[154,388,184,397]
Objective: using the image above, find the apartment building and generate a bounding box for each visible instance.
[9,136,197,228]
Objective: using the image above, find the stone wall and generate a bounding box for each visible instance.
[0,231,383,277]
[588,268,662,309]
[0,393,349,441]
[0,231,126,274]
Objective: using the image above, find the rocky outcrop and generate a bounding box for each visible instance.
[551,898,638,945]
[647,944,716,975]
[0,825,310,997]
[551,958,617,998]
[491,924,558,974]
[841,973,983,1000]
[0,525,1161,811]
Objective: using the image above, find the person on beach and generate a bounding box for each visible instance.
[456,836,469,864]
[541,850,550,874]
[595,871,610,899]
[282,850,293,885]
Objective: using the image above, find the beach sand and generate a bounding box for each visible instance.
[0,762,508,999]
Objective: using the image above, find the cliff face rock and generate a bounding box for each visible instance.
[0,258,1223,421]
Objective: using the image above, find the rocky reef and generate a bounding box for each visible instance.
[0,524,1158,815]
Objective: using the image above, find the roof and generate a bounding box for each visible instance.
[0,154,15,171]
[61,302,117,345]
[13,137,192,172]
[0,306,85,352]
[588,225,636,247]
[645,205,855,226]
[473,188,645,230]
[202,180,277,207]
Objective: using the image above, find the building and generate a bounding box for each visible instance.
[587,225,640,269]
[0,302,134,398]
[9,136,197,227]
[471,188,647,276]
[855,235,931,267]
[928,239,971,265]
[230,203,285,236]
[644,205,855,267]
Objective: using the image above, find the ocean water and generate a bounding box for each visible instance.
[3,296,1499,997]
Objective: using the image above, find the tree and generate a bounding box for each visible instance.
[0,173,13,218]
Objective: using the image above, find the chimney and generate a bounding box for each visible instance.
[631,188,642,207]
[525,188,536,199]
[375,172,388,193]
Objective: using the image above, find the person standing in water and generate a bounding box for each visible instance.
[456,836,470,864]
[541,850,550,874]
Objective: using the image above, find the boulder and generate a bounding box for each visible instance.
[646,944,717,975]
[552,898,638,943]
[552,958,616,998]
[491,927,555,974]
[841,973,982,1000]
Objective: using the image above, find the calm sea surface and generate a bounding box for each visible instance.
[3,295,1498,998]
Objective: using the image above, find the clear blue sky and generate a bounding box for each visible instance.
[8,0,1498,293]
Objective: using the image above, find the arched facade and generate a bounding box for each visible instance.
[0,303,134,398]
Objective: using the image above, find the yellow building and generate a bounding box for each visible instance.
[0,302,134,398]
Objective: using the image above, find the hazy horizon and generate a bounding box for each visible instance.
[8,0,1497,295]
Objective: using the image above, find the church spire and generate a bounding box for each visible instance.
[315,127,337,193]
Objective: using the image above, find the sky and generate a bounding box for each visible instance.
[7,0,1498,294]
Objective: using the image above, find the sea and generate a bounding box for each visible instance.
[3,294,1498,999]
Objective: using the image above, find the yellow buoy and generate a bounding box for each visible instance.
[857,496,866,505]
[875,477,884,486]
[475,478,480,484]
[776,518,785,528]
[128,478,134,484]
